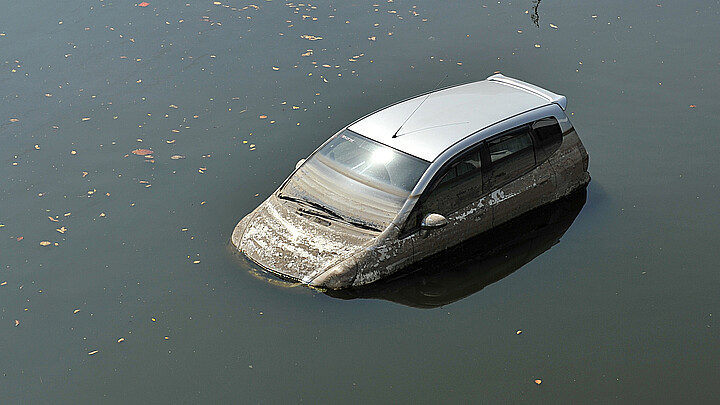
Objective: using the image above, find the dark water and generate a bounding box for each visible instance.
[2,1,719,403]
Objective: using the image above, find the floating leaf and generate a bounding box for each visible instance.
[170,155,185,160]
[117,337,125,343]
[131,148,153,155]
[48,216,59,222]
[81,117,91,121]
[259,115,267,119]
[534,379,542,385]
[73,309,81,314]
[88,350,99,356]
[39,241,51,246]
[138,2,150,7]
[9,118,19,123]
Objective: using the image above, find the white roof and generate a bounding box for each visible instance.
[348,74,566,162]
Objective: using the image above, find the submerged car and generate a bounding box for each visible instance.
[231,74,590,290]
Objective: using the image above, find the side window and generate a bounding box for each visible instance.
[532,117,562,161]
[487,128,535,187]
[402,148,483,234]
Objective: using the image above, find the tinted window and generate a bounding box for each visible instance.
[487,128,535,187]
[402,148,483,233]
[532,117,562,161]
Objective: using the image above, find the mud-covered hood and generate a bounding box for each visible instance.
[232,195,377,283]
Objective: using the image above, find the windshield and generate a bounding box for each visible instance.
[279,130,429,230]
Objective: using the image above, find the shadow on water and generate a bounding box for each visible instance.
[326,186,587,308]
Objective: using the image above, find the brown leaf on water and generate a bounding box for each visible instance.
[16,236,24,241]
[117,337,125,343]
[48,216,59,222]
[259,115,268,119]
[39,241,52,246]
[88,350,99,356]
[73,309,81,314]
[131,148,153,155]
[81,117,91,121]
[56,227,67,234]
[9,118,19,122]
[15,320,20,327]
[534,379,542,385]
[170,155,185,160]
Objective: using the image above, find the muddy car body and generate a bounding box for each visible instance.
[231,74,590,289]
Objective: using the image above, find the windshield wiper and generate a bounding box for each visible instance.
[343,219,382,232]
[278,193,382,232]
[277,194,343,220]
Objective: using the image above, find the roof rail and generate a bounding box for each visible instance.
[487,73,567,110]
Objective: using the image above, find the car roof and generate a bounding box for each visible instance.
[347,74,567,162]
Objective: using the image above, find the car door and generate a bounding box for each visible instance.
[485,123,556,227]
[401,146,494,264]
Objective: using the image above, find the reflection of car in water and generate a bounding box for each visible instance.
[231,74,590,290]
[325,186,587,308]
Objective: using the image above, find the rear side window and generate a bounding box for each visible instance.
[532,117,562,160]
[487,128,535,187]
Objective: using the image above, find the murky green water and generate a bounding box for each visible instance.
[2,0,719,403]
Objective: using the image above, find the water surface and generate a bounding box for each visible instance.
[2,1,719,403]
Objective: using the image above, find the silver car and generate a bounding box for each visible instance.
[231,74,590,290]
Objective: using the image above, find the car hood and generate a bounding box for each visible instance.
[232,195,377,284]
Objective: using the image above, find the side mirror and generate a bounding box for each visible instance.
[295,158,306,170]
[421,213,448,230]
